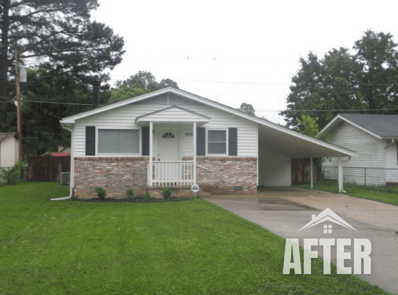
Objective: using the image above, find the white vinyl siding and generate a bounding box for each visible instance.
[322,122,387,185]
[259,146,291,186]
[73,100,258,158]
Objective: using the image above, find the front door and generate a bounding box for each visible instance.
[156,130,181,182]
[157,130,180,161]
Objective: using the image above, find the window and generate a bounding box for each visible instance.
[208,130,226,154]
[162,132,175,138]
[98,129,139,154]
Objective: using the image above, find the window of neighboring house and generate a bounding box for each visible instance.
[98,129,139,154]
[208,130,226,154]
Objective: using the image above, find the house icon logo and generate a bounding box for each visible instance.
[298,208,357,233]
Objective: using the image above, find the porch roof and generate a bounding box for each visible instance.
[135,105,210,124]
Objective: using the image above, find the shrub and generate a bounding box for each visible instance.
[162,188,172,199]
[95,187,106,200]
[1,161,24,185]
[143,191,150,202]
[126,189,134,200]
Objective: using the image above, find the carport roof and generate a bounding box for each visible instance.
[259,124,356,158]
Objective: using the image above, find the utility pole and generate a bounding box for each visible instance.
[14,47,23,161]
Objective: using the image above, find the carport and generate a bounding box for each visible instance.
[257,123,357,192]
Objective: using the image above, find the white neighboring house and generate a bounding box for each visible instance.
[320,114,398,185]
[0,133,18,168]
[60,87,356,199]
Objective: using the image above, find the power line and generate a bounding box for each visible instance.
[24,100,92,106]
[257,108,398,113]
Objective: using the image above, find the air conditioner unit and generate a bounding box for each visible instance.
[60,172,70,186]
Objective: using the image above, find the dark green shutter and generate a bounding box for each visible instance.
[86,126,95,156]
[228,128,237,156]
[197,127,206,156]
[142,127,150,156]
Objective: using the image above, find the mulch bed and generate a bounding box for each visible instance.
[78,196,197,203]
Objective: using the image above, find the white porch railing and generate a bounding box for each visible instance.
[149,161,194,186]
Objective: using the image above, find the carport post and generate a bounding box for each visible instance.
[337,154,343,193]
[310,157,313,190]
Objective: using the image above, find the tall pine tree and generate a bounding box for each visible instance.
[0,0,125,130]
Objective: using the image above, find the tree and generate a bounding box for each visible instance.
[0,0,125,130]
[239,102,255,115]
[297,114,319,138]
[6,68,100,156]
[354,30,398,110]
[109,71,179,104]
[282,30,398,129]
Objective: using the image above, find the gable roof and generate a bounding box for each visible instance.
[0,133,16,142]
[60,87,357,157]
[135,105,210,123]
[320,114,398,139]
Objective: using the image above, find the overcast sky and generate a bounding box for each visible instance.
[91,0,398,124]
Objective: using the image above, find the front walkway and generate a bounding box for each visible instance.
[205,188,398,294]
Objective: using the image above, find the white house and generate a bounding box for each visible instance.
[60,87,356,199]
[320,114,398,185]
[0,133,18,168]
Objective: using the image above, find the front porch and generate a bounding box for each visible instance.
[136,106,211,187]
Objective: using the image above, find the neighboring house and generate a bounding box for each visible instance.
[320,114,398,185]
[0,133,18,168]
[60,87,356,199]
[41,146,71,157]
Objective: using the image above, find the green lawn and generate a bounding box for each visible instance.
[0,182,389,294]
[295,180,398,207]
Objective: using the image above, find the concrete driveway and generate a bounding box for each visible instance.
[206,187,398,294]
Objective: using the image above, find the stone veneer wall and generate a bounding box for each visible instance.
[74,157,148,199]
[196,157,257,195]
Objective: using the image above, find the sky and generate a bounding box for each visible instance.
[91,0,398,124]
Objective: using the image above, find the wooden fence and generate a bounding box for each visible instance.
[291,158,318,185]
[28,156,71,181]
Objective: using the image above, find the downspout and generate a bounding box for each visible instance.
[385,139,395,149]
[51,124,74,201]
[340,156,352,193]
[384,140,395,185]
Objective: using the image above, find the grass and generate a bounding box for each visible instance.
[0,182,390,295]
[295,180,398,207]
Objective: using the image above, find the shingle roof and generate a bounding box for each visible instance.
[339,114,398,138]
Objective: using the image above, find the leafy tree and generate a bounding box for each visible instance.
[0,0,125,131]
[282,30,398,129]
[6,68,107,156]
[297,115,319,137]
[354,30,398,110]
[239,102,255,115]
[109,71,178,104]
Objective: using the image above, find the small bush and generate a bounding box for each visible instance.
[162,188,172,199]
[126,189,134,200]
[1,161,24,185]
[95,187,106,200]
[143,191,151,202]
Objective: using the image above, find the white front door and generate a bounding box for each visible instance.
[157,130,180,161]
